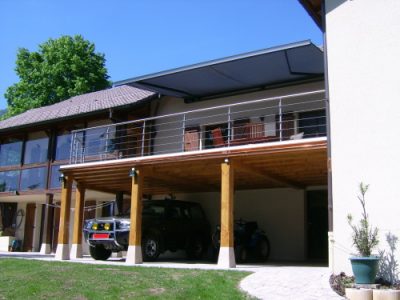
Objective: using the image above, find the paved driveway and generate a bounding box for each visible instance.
[0,252,343,299]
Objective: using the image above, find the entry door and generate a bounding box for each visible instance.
[23,203,36,251]
[306,190,328,261]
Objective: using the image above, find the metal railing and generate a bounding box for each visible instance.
[70,90,327,164]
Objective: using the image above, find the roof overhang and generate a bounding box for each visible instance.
[298,0,323,29]
[115,40,324,101]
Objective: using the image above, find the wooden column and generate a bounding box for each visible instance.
[55,175,73,260]
[40,193,54,254]
[217,159,236,268]
[126,168,143,264]
[70,184,85,259]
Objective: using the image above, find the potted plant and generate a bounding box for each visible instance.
[347,182,379,284]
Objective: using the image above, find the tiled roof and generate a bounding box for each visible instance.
[0,85,156,131]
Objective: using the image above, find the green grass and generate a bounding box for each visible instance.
[0,258,253,300]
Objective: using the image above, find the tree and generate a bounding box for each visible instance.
[4,35,111,117]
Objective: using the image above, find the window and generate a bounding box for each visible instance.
[298,110,326,137]
[24,137,49,164]
[190,205,205,220]
[20,167,47,190]
[142,203,165,217]
[0,140,22,166]
[233,119,250,140]
[85,127,116,156]
[49,165,61,189]
[0,170,20,192]
[55,134,72,161]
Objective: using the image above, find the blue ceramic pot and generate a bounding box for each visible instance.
[349,256,380,284]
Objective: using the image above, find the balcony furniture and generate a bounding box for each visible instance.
[211,128,226,147]
[184,129,200,151]
[230,135,279,146]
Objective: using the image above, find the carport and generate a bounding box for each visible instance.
[56,138,327,267]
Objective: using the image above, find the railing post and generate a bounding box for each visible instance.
[227,107,231,147]
[279,98,283,141]
[141,120,146,156]
[182,114,186,152]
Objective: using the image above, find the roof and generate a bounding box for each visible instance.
[298,0,322,29]
[0,85,156,132]
[115,40,324,100]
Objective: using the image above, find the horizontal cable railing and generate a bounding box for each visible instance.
[70,90,327,164]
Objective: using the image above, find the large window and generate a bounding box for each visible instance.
[0,170,20,192]
[85,127,116,156]
[298,110,326,138]
[24,137,49,164]
[49,165,61,189]
[20,167,47,190]
[0,140,22,166]
[55,134,71,161]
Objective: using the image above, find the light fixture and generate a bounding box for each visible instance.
[224,158,229,164]
[129,167,137,177]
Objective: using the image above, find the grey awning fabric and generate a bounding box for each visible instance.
[115,40,324,100]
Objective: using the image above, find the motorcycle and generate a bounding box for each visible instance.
[212,219,270,263]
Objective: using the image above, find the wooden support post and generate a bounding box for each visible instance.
[55,175,73,260]
[71,184,85,259]
[217,159,236,268]
[126,168,143,265]
[40,193,54,254]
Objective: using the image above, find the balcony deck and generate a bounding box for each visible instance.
[62,90,328,194]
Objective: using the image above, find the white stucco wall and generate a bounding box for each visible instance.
[151,81,325,155]
[325,0,400,273]
[172,188,307,261]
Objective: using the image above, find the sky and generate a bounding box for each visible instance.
[0,0,322,110]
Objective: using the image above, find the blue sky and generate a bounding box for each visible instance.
[0,0,321,110]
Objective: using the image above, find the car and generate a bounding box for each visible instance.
[83,200,211,261]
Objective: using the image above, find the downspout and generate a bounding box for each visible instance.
[322,0,333,233]
[322,0,335,273]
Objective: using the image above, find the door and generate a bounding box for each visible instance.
[307,190,328,261]
[23,203,36,251]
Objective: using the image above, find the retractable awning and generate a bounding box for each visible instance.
[115,40,324,100]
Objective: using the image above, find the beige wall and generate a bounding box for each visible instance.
[166,187,307,261]
[325,0,400,273]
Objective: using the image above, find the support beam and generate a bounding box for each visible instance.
[218,160,236,268]
[40,193,54,254]
[55,175,73,260]
[126,168,143,265]
[71,184,85,259]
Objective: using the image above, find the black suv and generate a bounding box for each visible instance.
[83,200,211,261]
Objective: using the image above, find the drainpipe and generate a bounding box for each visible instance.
[322,0,335,273]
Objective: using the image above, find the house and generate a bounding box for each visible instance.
[0,86,157,253]
[300,0,400,274]
[0,41,328,267]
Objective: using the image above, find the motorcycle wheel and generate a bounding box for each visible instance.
[256,236,270,261]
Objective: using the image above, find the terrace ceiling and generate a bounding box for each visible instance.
[61,139,328,195]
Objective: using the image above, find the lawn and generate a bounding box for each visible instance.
[0,258,253,299]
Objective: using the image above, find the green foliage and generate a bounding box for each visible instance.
[347,183,379,257]
[4,35,111,118]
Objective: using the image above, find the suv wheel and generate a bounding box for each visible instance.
[89,245,112,260]
[186,236,204,260]
[142,235,161,261]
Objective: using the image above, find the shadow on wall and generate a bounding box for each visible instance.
[378,232,399,285]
